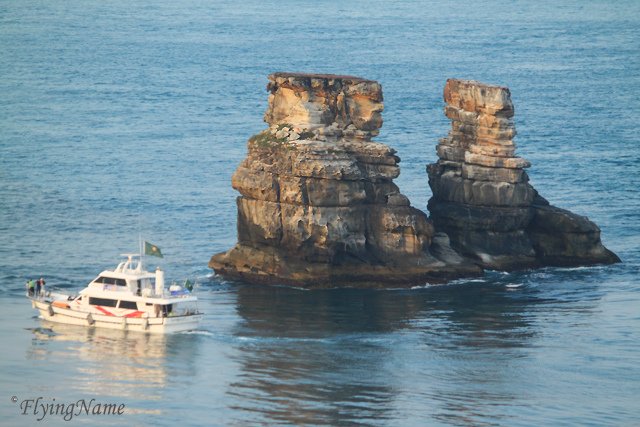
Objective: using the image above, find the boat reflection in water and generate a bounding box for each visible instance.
[26,320,200,418]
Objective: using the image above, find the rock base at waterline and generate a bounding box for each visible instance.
[210,240,482,288]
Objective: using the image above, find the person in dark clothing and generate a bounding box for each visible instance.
[36,277,46,297]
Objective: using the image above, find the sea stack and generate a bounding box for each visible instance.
[427,79,620,269]
[209,72,481,287]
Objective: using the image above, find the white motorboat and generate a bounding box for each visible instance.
[29,253,203,333]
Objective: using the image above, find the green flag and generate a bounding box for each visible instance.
[144,241,163,258]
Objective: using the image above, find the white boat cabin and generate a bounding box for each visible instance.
[70,254,198,319]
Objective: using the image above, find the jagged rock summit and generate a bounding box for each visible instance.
[427,78,620,270]
[209,72,482,287]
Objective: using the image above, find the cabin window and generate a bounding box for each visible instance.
[118,300,138,310]
[88,297,117,307]
[94,277,127,286]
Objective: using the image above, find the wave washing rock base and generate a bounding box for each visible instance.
[209,73,482,288]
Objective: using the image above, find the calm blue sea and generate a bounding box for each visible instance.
[1,0,639,425]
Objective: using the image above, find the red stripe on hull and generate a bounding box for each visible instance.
[125,311,144,318]
[95,306,115,316]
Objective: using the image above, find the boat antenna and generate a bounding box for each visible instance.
[139,233,143,267]
[135,211,144,272]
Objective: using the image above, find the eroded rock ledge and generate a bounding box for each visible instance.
[210,73,619,288]
[209,73,482,287]
[427,79,620,270]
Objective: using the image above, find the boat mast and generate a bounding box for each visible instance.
[138,233,144,271]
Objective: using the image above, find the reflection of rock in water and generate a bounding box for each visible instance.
[28,323,198,402]
[228,349,395,425]
[232,282,542,341]
[406,275,601,427]
[228,286,397,424]
[227,282,560,425]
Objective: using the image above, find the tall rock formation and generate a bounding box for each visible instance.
[427,79,620,270]
[210,73,481,287]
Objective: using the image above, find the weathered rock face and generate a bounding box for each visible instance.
[427,79,620,270]
[210,73,481,287]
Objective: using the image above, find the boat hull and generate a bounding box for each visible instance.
[32,299,202,334]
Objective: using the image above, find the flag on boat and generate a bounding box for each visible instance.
[144,241,163,258]
[184,279,193,291]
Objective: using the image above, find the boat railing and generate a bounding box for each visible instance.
[28,286,76,302]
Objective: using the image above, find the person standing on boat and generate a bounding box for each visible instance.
[26,279,35,296]
[37,277,46,297]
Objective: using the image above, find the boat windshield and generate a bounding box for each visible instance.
[93,277,127,286]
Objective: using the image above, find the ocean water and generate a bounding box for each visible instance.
[1,0,639,425]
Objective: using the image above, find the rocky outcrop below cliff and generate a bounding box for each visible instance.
[209,73,482,287]
[427,79,620,270]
